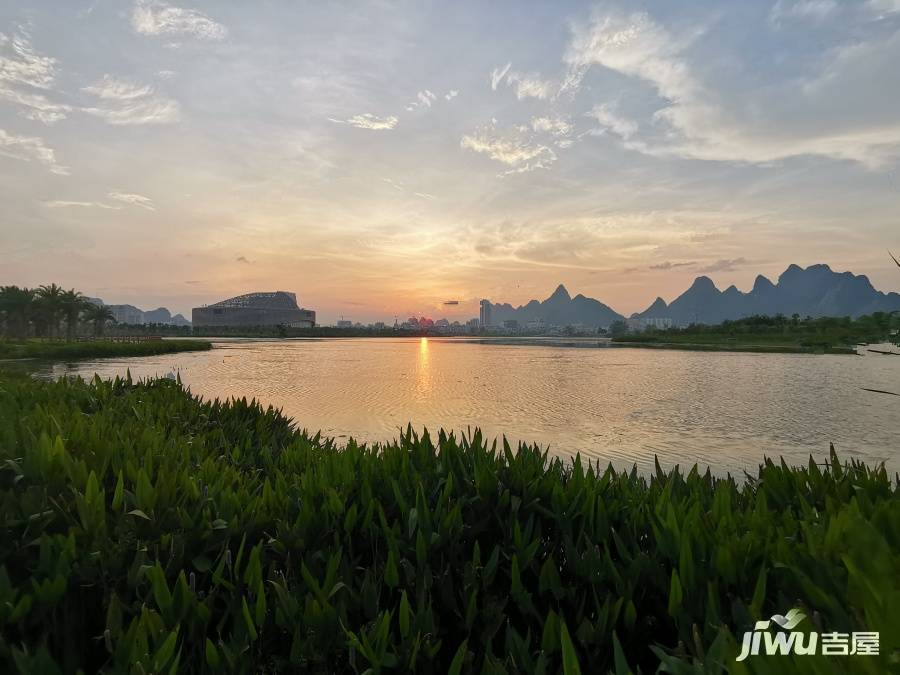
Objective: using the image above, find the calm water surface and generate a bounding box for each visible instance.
[33,338,900,475]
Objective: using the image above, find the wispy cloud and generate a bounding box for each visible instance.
[236,255,251,264]
[0,28,71,124]
[566,8,900,167]
[406,88,459,111]
[490,62,512,90]
[44,200,120,209]
[649,260,695,270]
[586,104,638,140]
[108,191,156,210]
[461,124,557,175]
[531,116,572,137]
[328,113,398,130]
[698,257,748,273]
[82,75,180,125]
[490,63,554,100]
[0,128,68,174]
[770,0,838,24]
[132,0,227,41]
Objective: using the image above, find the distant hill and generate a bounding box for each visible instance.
[483,263,900,330]
[489,284,624,328]
[633,263,900,325]
[90,298,191,326]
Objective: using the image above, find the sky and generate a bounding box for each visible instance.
[1,0,899,323]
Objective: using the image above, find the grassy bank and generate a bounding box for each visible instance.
[0,339,212,361]
[612,313,896,355]
[610,339,857,354]
[0,373,897,673]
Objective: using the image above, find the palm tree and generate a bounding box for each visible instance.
[81,303,115,337]
[60,288,87,341]
[0,286,35,340]
[35,284,65,340]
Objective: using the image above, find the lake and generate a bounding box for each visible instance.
[32,337,900,475]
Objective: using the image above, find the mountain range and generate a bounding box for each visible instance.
[490,284,623,327]
[485,264,900,328]
[87,298,191,326]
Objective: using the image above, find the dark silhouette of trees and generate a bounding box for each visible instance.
[81,303,116,337]
[0,286,35,340]
[60,288,87,342]
[35,283,65,339]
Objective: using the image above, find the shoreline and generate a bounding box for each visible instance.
[0,338,213,361]
[609,339,858,355]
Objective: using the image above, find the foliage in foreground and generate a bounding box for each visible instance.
[0,373,898,674]
[0,339,211,361]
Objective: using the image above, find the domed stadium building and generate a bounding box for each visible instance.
[192,291,315,328]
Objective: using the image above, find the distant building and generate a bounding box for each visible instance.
[479,299,493,327]
[336,320,353,328]
[466,318,480,331]
[503,319,518,330]
[373,322,386,330]
[192,291,315,327]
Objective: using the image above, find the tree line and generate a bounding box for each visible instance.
[0,284,115,341]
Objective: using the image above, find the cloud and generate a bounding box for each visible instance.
[531,116,572,137]
[407,88,459,111]
[417,90,436,107]
[328,113,398,130]
[565,8,900,167]
[44,200,120,209]
[236,255,250,263]
[508,73,554,100]
[649,260,695,270]
[490,62,512,90]
[770,0,838,24]
[0,128,68,174]
[490,63,554,100]
[0,28,71,124]
[868,0,900,16]
[405,89,437,111]
[461,124,557,174]
[108,191,155,210]
[132,0,227,40]
[81,75,180,125]
[698,257,748,273]
[586,103,638,140]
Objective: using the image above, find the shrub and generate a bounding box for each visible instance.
[0,373,897,673]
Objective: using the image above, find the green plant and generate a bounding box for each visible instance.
[0,373,897,673]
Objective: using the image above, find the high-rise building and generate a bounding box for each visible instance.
[479,299,492,328]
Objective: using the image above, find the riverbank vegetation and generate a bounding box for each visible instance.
[0,285,211,360]
[0,339,212,361]
[0,372,896,673]
[613,312,899,354]
[0,284,116,340]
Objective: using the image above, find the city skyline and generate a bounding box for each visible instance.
[2,1,900,323]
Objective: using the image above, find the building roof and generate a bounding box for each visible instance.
[206,291,299,310]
